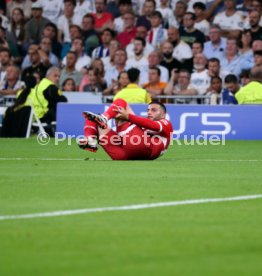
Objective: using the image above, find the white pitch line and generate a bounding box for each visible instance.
[0,194,262,221]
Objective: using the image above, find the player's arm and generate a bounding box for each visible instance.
[128,114,163,132]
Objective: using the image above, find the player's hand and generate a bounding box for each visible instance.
[114,106,129,121]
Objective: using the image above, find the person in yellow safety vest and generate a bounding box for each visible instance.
[235,65,262,104]
[113,68,151,104]
[29,66,67,122]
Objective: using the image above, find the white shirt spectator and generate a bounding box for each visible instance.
[190,69,210,95]
[126,42,154,58]
[104,66,129,87]
[40,0,63,23]
[147,26,167,49]
[92,46,109,59]
[168,15,180,29]
[213,11,244,32]
[195,19,210,37]
[126,55,149,68]
[62,53,91,71]
[114,16,124,34]
[173,40,193,62]
[74,0,93,23]
[157,6,173,27]
[243,15,262,29]
[57,14,82,43]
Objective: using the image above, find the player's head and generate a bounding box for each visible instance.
[147,101,166,121]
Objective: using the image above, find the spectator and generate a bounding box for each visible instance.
[157,0,173,28]
[92,0,114,33]
[41,22,62,59]
[117,11,137,49]
[213,0,243,39]
[220,38,253,77]
[207,57,229,80]
[207,76,223,105]
[235,65,262,104]
[168,0,187,29]
[113,68,151,104]
[62,37,91,71]
[179,12,206,47]
[126,25,154,58]
[62,78,76,92]
[222,74,239,104]
[164,69,197,104]
[143,66,167,99]
[190,53,210,96]
[126,37,149,69]
[113,0,133,33]
[147,11,167,49]
[22,37,60,69]
[239,30,253,63]
[21,44,50,82]
[0,65,25,96]
[9,8,26,57]
[74,0,93,23]
[247,10,262,42]
[92,28,115,59]
[0,26,19,58]
[193,2,210,37]
[244,0,262,29]
[7,0,32,20]
[83,67,107,92]
[57,0,81,45]
[167,27,193,64]
[192,41,204,57]
[24,2,50,45]
[104,48,128,87]
[136,0,156,31]
[140,50,169,85]
[160,40,181,78]
[0,47,11,82]
[203,24,227,60]
[102,39,120,70]
[79,58,105,91]
[40,0,63,24]
[103,70,129,95]
[239,69,250,86]
[254,50,262,66]
[59,51,82,89]
[81,14,100,56]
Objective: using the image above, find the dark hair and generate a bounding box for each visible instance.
[193,2,206,10]
[208,57,220,64]
[127,68,140,83]
[62,78,76,90]
[254,50,262,56]
[134,36,146,47]
[224,74,238,84]
[193,40,204,49]
[150,66,161,76]
[145,0,156,8]
[64,0,76,6]
[151,11,163,20]
[83,13,95,24]
[211,76,222,83]
[149,101,167,113]
[0,47,11,57]
[185,12,196,21]
[67,50,78,58]
[102,28,116,38]
[119,0,132,5]
[239,69,250,78]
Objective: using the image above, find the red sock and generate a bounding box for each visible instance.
[84,119,97,138]
[103,99,127,120]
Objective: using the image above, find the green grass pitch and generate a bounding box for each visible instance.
[0,138,262,276]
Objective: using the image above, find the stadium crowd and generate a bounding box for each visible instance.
[0,0,262,106]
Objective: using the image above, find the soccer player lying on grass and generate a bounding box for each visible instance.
[79,99,173,160]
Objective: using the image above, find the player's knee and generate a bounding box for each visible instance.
[113,99,127,109]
